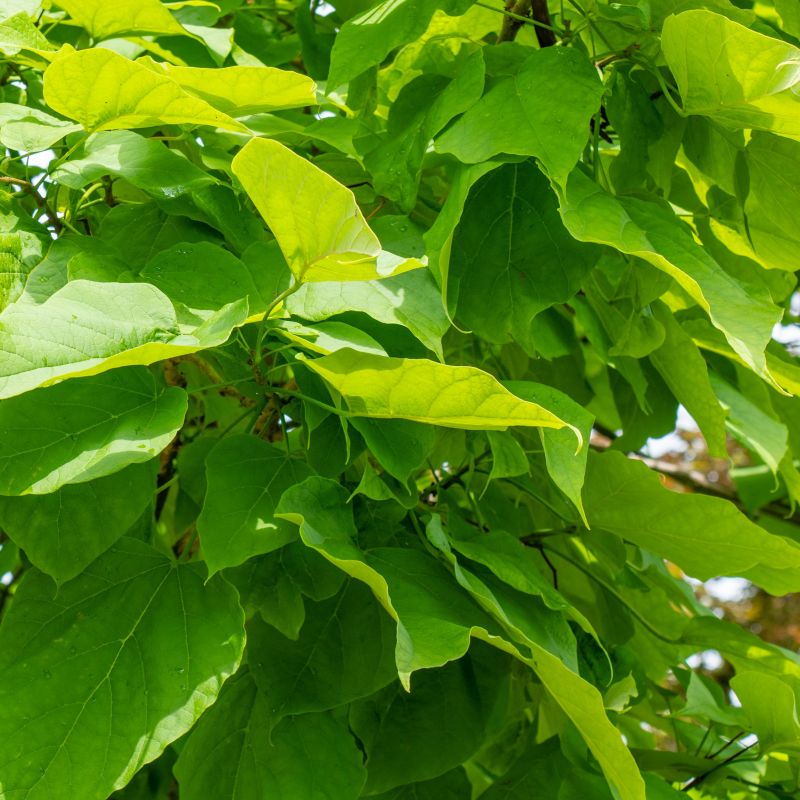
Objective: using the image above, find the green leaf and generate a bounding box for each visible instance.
[227,541,345,639]
[446,528,569,612]
[248,579,396,724]
[449,161,598,347]
[557,169,781,381]
[196,435,312,576]
[0,367,186,494]
[675,670,743,727]
[54,0,189,39]
[0,231,26,309]
[370,769,471,800]
[731,672,800,753]
[480,739,566,799]
[287,268,449,357]
[742,131,800,271]
[275,476,503,687]
[709,372,788,474]
[505,380,593,524]
[352,648,509,794]
[274,318,388,356]
[327,0,473,88]
[0,280,248,399]
[231,138,423,282]
[427,527,646,800]
[0,537,245,800]
[0,461,156,584]
[350,416,435,482]
[584,450,800,593]
[649,302,727,457]
[436,48,604,184]
[485,430,529,483]
[43,49,246,133]
[424,160,500,291]
[364,49,485,211]
[305,349,582,440]
[662,10,800,139]
[142,61,317,115]
[174,670,366,800]
[141,241,263,315]
[53,131,216,201]
[0,102,81,151]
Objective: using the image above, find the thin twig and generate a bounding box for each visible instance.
[0,175,62,232]
[682,741,757,791]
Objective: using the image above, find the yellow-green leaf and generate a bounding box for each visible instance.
[662,10,800,139]
[43,49,246,133]
[54,0,189,39]
[231,138,424,282]
[0,11,53,56]
[142,60,317,116]
[304,349,581,441]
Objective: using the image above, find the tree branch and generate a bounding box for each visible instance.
[498,0,557,47]
[0,175,62,233]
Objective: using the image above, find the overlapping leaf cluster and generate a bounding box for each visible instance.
[1,1,800,798]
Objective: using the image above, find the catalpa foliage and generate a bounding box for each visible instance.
[0,1,799,798]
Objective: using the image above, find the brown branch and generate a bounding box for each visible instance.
[0,175,62,232]
[531,0,557,47]
[498,0,556,47]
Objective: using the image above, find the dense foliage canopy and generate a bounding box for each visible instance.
[2,0,800,797]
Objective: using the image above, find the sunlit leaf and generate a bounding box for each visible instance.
[305,349,581,440]
[232,138,424,282]
[662,9,800,139]
[54,0,189,39]
[43,49,246,132]
[0,281,248,399]
[0,367,186,494]
[143,60,317,115]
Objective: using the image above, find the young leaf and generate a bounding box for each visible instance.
[232,138,424,282]
[54,0,189,39]
[305,349,582,440]
[43,49,246,133]
[662,10,800,139]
